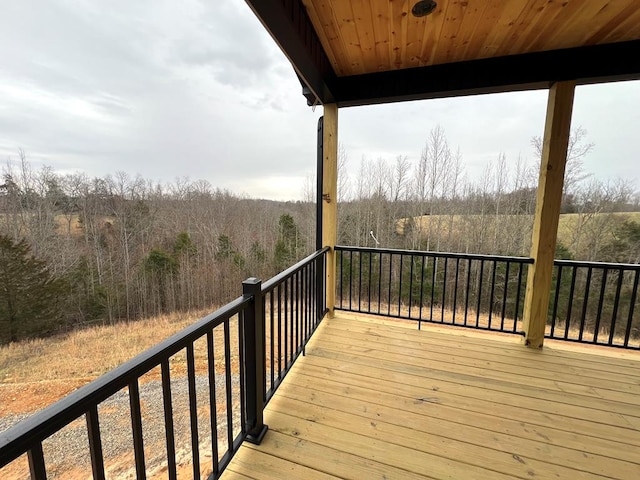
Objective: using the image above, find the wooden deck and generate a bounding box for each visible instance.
[222,312,640,479]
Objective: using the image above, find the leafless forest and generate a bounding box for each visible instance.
[334,126,638,260]
[1,127,638,343]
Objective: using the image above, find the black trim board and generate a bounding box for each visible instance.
[333,41,640,107]
[244,0,337,104]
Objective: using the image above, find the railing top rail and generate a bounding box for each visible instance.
[335,245,534,264]
[262,247,329,294]
[0,295,249,466]
[554,258,640,270]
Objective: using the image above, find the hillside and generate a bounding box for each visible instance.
[0,309,212,415]
[396,212,640,259]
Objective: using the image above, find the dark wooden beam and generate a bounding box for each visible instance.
[333,40,640,107]
[244,0,337,104]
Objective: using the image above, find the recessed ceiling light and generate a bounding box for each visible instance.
[412,0,438,17]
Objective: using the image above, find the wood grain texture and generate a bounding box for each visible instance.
[523,81,575,348]
[322,104,338,316]
[221,313,640,479]
[303,0,640,76]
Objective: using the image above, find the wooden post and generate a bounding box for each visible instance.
[523,81,575,348]
[322,104,338,317]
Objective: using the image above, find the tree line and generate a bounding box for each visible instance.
[332,126,639,263]
[2,126,638,344]
[0,153,312,343]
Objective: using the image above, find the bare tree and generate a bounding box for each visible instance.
[568,178,634,260]
[388,155,411,203]
[337,143,351,202]
[413,125,452,250]
[531,125,594,205]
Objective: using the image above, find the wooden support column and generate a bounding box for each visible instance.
[523,81,575,348]
[322,104,338,317]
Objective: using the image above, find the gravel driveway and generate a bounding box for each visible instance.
[1,373,241,479]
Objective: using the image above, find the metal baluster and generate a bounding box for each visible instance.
[398,254,404,316]
[388,253,393,316]
[512,262,524,333]
[408,254,415,319]
[441,257,448,323]
[453,258,460,325]
[593,268,608,343]
[186,343,200,480]
[550,264,562,338]
[160,360,177,480]
[578,267,593,342]
[500,261,510,332]
[86,406,106,480]
[488,260,497,328]
[418,255,426,330]
[430,256,436,322]
[27,443,47,480]
[564,266,578,339]
[368,251,373,313]
[608,268,625,346]
[206,332,219,476]
[223,320,234,451]
[476,260,484,328]
[464,258,472,327]
[623,270,639,348]
[128,380,146,480]
[378,252,383,314]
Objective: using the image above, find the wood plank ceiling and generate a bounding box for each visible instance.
[246,0,640,106]
[303,0,640,77]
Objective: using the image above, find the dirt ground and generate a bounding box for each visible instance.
[1,378,95,417]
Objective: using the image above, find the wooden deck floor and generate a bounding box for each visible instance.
[222,312,640,479]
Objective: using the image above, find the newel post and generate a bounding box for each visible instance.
[242,277,268,444]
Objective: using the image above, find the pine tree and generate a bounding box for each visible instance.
[274,213,304,271]
[143,247,178,314]
[0,235,65,344]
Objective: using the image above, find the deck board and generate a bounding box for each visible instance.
[223,313,640,479]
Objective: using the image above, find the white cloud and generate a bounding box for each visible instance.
[0,0,637,200]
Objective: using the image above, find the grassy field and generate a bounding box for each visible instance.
[0,213,115,239]
[398,211,640,252]
[556,211,640,244]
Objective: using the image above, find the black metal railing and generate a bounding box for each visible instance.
[0,298,250,480]
[262,247,328,402]
[548,259,640,349]
[0,248,328,479]
[336,246,533,334]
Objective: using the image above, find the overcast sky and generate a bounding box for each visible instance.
[1,0,638,201]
